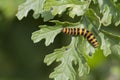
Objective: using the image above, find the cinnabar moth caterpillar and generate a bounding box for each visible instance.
[62,28,99,48]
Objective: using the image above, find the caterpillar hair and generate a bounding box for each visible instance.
[62,28,99,48]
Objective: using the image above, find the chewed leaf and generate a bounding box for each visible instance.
[31,25,62,46]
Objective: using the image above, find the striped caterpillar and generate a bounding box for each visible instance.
[62,28,99,48]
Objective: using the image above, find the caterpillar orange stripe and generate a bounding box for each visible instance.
[62,28,99,48]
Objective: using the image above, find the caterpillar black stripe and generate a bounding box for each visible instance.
[62,28,99,48]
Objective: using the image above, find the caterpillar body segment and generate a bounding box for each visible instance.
[62,28,99,48]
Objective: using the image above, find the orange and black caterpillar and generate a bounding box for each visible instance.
[62,28,99,48]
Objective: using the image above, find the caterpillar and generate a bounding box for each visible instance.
[62,28,99,48]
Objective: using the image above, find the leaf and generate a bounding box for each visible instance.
[81,8,120,57]
[17,0,120,80]
[31,20,79,46]
[44,37,90,80]
[85,48,106,68]
[44,0,90,18]
[100,30,120,56]
[41,11,54,22]
[114,3,120,26]
[101,25,120,37]
[101,6,112,26]
[97,0,120,26]
[82,9,101,29]
[31,25,62,46]
[80,9,101,55]
[111,44,120,55]
[16,0,46,20]
[99,32,111,56]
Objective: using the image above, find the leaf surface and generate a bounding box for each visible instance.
[44,37,90,80]
[31,25,62,46]
[97,0,120,26]
[16,0,46,20]
[44,0,90,18]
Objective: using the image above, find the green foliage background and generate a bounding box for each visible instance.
[0,0,120,80]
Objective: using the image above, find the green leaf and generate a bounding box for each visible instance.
[16,0,46,20]
[101,25,120,37]
[114,3,120,26]
[97,0,120,26]
[31,20,79,46]
[100,30,120,56]
[82,9,101,29]
[31,25,62,46]
[17,0,120,80]
[44,37,90,80]
[101,6,112,26]
[85,48,106,68]
[44,0,90,18]
[41,11,54,22]
[111,44,120,55]
[80,9,101,55]
[99,32,111,56]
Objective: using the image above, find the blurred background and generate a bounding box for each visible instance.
[0,0,120,80]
